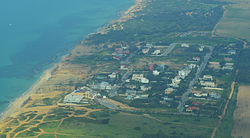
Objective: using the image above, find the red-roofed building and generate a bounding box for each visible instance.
[147,64,155,71]
[186,107,200,112]
[192,102,200,106]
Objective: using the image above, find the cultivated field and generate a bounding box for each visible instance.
[215,0,250,41]
[232,85,250,138]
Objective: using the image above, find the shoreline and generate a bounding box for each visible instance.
[0,0,145,122]
[0,64,58,121]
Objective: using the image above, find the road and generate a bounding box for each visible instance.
[160,43,178,56]
[177,46,214,112]
[109,50,136,97]
[211,69,238,138]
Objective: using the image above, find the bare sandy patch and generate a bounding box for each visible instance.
[232,85,250,138]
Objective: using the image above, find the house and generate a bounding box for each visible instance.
[146,43,153,48]
[223,65,233,70]
[140,85,152,91]
[142,48,150,54]
[163,97,174,101]
[152,50,161,55]
[121,65,129,70]
[141,94,149,99]
[132,74,144,81]
[178,70,189,79]
[134,94,149,99]
[209,92,221,99]
[228,50,236,55]
[165,88,175,94]
[147,64,155,71]
[223,63,234,70]
[172,77,181,85]
[203,75,213,81]
[181,43,189,48]
[225,63,234,66]
[126,85,137,89]
[186,107,200,112]
[108,71,118,79]
[125,79,130,83]
[209,62,220,69]
[200,81,216,87]
[126,95,134,100]
[141,78,149,84]
[192,57,200,61]
[199,46,204,51]
[153,70,160,76]
[192,102,200,106]
[131,74,149,83]
[189,64,196,69]
[194,92,208,97]
[99,82,112,90]
[126,90,137,96]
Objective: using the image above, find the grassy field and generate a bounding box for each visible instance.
[1,109,217,137]
[215,0,250,41]
[54,112,216,137]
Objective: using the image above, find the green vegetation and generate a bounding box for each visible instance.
[238,48,250,84]
[0,134,6,138]
[38,121,60,132]
[216,83,239,137]
[17,130,37,137]
[2,0,247,137]
[86,0,225,45]
[42,98,54,105]
[55,113,215,137]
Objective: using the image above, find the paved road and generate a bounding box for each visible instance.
[109,50,136,96]
[161,43,178,56]
[177,46,214,112]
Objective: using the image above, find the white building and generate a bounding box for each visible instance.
[152,50,161,55]
[132,74,144,81]
[63,94,83,103]
[142,48,150,54]
[140,85,152,91]
[153,70,160,76]
[181,43,189,48]
[108,72,117,79]
[141,78,149,84]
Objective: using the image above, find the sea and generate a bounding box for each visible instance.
[0,0,134,114]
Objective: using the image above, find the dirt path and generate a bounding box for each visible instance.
[52,108,101,138]
[6,115,31,138]
[211,81,236,138]
[211,5,227,37]
[231,85,250,138]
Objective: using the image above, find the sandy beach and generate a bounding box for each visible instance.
[0,0,147,122]
[0,64,57,121]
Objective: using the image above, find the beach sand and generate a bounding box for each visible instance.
[0,65,56,121]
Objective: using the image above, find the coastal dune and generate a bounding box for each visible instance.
[0,65,56,121]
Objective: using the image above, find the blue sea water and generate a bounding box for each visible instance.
[0,0,134,113]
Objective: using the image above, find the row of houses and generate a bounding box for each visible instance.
[169,64,196,88]
[131,74,149,84]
